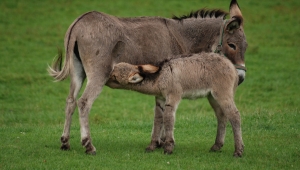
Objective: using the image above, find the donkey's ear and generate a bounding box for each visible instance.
[226,17,242,33]
[139,64,159,74]
[229,0,243,19]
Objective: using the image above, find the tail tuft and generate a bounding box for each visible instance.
[48,49,70,81]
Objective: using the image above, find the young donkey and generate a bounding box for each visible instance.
[109,52,244,157]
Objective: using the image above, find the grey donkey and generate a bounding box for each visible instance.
[48,0,247,155]
[109,52,244,157]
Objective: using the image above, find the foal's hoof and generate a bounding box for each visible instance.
[145,147,154,153]
[163,142,174,155]
[210,144,223,152]
[233,152,242,157]
[164,150,173,155]
[145,140,165,152]
[233,145,244,157]
[233,150,243,157]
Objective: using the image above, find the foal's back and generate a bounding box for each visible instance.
[160,53,239,97]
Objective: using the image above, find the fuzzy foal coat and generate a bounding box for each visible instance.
[109,52,244,156]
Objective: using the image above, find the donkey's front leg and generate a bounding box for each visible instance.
[146,97,166,152]
[163,95,180,154]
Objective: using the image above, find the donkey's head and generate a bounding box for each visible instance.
[217,0,247,84]
[111,62,159,85]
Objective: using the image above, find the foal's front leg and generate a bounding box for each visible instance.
[163,95,180,154]
[146,97,166,152]
[208,95,227,152]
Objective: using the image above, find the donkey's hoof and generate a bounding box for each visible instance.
[85,145,96,155]
[86,150,96,155]
[60,143,70,150]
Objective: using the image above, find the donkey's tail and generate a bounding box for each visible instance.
[47,48,71,81]
[48,11,94,82]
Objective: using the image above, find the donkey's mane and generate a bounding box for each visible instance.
[172,8,228,21]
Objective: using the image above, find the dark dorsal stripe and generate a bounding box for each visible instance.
[172,8,228,21]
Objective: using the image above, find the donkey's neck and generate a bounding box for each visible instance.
[167,18,223,54]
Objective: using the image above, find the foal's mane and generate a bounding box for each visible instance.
[172,8,228,21]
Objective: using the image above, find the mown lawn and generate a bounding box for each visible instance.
[0,0,299,169]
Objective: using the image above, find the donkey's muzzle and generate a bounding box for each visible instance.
[237,69,246,85]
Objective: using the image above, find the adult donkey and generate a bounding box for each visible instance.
[49,0,247,155]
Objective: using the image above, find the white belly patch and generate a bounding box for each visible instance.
[182,89,211,99]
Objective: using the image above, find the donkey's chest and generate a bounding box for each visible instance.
[182,89,211,100]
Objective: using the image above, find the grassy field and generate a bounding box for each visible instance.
[0,0,299,169]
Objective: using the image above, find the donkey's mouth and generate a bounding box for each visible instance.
[237,69,246,85]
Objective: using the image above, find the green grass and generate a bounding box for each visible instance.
[1,0,300,169]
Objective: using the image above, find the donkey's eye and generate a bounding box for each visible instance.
[228,43,236,50]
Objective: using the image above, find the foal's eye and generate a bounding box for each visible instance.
[228,43,236,50]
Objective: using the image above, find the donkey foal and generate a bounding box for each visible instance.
[109,52,244,157]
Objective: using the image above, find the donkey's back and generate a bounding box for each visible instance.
[67,11,181,65]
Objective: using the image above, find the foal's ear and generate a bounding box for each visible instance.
[138,64,159,74]
[226,17,242,33]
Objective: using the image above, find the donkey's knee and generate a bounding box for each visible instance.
[66,97,77,114]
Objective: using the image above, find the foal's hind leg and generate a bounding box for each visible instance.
[211,94,244,157]
[208,95,228,152]
[61,55,86,150]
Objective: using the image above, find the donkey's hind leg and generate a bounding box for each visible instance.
[61,54,86,150]
[77,78,107,155]
[207,95,228,152]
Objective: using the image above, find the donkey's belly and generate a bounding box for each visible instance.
[182,89,211,100]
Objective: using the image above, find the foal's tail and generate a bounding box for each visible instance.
[47,48,71,81]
